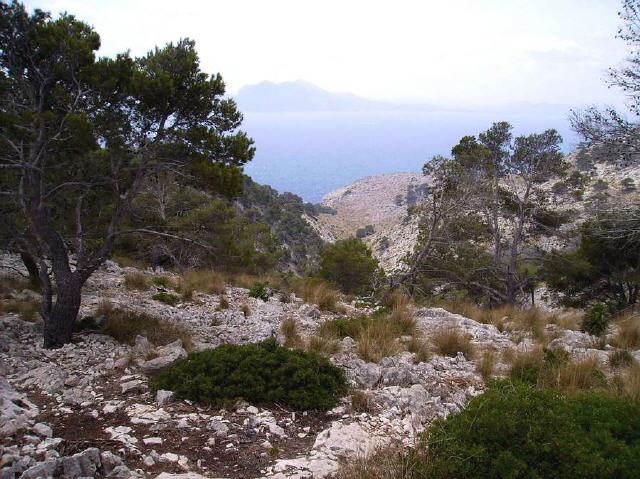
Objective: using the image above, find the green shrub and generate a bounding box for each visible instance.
[150,338,347,410]
[152,275,175,288]
[319,237,381,295]
[152,292,179,306]
[248,282,270,301]
[419,381,640,479]
[582,303,611,336]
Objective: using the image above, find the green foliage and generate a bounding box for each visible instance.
[419,381,640,479]
[150,338,347,410]
[248,282,270,301]
[152,292,179,306]
[319,238,381,295]
[621,177,636,192]
[542,213,640,311]
[582,303,612,336]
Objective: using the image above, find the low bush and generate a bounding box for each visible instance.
[240,303,251,317]
[610,349,635,368]
[151,275,175,289]
[150,338,347,410]
[177,270,226,300]
[3,298,40,322]
[124,272,150,291]
[432,327,474,358]
[419,381,640,479]
[217,296,230,310]
[280,316,303,348]
[582,303,611,336]
[152,292,179,306]
[249,282,270,301]
[99,304,192,349]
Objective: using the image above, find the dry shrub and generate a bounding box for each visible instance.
[432,326,474,358]
[292,279,343,312]
[387,293,416,336]
[335,446,420,479]
[280,316,304,348]
[611,363,640,403]
[356,320,399,363]
[550,309,583,331]
[406,334,431,363]
[611,313,640,349]
[177,270,226,300]
[609,349,635,368]
[350,390,376,413]
[240,303,251,317]
[217,296,230,310]
[124,271,150,291]
[476,349,496,380]
[99,303,192,350]
[3,298,41,322]
[307,331,341,357]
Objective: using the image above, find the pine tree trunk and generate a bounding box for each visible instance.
[20,251,41,289]
[42,277,82,349]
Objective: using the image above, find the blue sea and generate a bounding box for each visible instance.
[242,108,580,203]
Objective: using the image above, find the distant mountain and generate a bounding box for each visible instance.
[235,80,435,113]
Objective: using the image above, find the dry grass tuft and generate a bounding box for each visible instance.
[432,326,474,358]
[280,316,304,348]
[124,272,150,291]
[350,390,377,413]
[177,270,226,300]
[335,446,420,479]
[217,296,230,310]
[291,279,343,312]
[611,313,640,349]
[406,334,431,363]
[98,303,192,350]
[609,349,635,369]
[356,321,399,363]
[476,349,496,380]
[240,303,251,318]
[611,363,640,403]
[2,298,41,322]
[551,356,606,395]
[307,331,341,357]
[388,295,416,336]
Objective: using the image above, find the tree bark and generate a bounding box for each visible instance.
[20,251,41,289]
[42,276,82,348]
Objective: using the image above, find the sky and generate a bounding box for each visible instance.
[23,0,630,109]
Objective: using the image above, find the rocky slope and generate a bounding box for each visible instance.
[2,255,634,479]
[314,154,640,272]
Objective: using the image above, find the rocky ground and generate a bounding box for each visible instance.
[0,256,632,479]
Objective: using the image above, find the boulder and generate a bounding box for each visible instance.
[141,340,187,372]
[0,376,39,437]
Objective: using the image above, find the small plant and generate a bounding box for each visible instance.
[99,304,192,349]
[249,282,270,301]
[3,298,41,322]
[177,270,226,300]
[152,291,179,306]
[307,333,341,357]
[609,349,634,368]
[611,363,640,403]
[356,321,399,363]
[280,316,304,348]
[240,303,251,317]
[150,338,347,410]
[476,349,496,380]
[336,447,420,479]
[217,296,230,310]
[279,291,292,303]
[582,303,611,336]
[151,275,175,288]
[350,390,376,413]
[432,326,474,358]
[611,314,640,349]
[407,334,431,363]
[124,272,150,291]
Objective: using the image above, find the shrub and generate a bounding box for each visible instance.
[350,390,376,413]
[152,292,179,306]
[319,237,381,295]
[432,327,474,358]
[124,272,150,291]
[610,349,635,368]
[582,303,612,336]
[419,380,640,479]
[249,282,270,301]
[99,304,192,349]
[177,270,226,299]
[151,275,175,289]
[3,299,40,322]
[611,313,640,349]
[217,296,230,310]
[150,338,347,410]
[319,315,373,339]
[280,316,303,348]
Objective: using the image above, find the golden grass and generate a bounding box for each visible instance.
[350,390,376,413]
[307,331,341,357]
[98,302,192,350]
[611,363,640,403]
[356,320,399,363]
[432,326,474,358]
[217,296,230,310]
[280,316,304,348]
[551,356,606,395]
[240,303,251,318]
[123,272,150,291]
[177,270,226,300]
[610,313,640,349]
[406,334,431,363]
[2,298,41,322]
[476,349,496,380]
[290,278,343,312]
[335,446,420,479]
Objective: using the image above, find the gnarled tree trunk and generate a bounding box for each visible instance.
[42,274,83,349]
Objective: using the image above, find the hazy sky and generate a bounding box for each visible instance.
[23,0,629,108]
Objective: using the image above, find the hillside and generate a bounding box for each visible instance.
[314,152,640,273]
